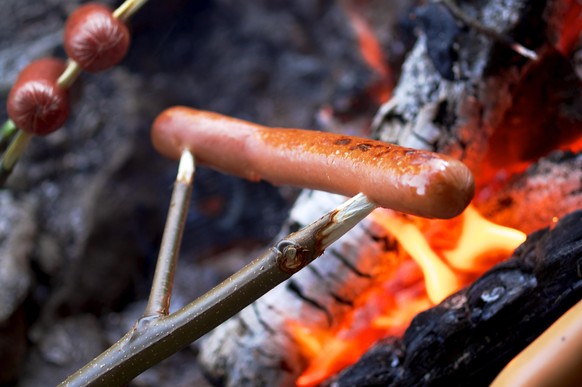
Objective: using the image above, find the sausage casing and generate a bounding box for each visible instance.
[152,107,474,219]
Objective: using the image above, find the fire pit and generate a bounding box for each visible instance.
[198,0,582,386]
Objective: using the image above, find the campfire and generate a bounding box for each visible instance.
[198,1,582,386]
[286,204,526,386]
[1,0,581,386]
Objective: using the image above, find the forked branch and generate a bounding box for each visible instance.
[59,157,375,386]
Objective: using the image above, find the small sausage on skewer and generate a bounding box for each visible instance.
[64,3,131,72]
[151,107,475,219]
[7,58,70,136]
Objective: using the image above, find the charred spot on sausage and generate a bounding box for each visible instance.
[351,143,374,152]
[334,138,352,146]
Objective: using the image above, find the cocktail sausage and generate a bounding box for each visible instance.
[7,58,69,135]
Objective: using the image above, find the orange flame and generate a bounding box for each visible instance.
[291,205,527,386]
[373,209,462,304]
[292,260,430,387]
[442,205,526,272]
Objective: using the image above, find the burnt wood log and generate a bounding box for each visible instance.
[372,0,546,158]
[333,209,582,386]
[477,151,582,234]
[371,0,581,176]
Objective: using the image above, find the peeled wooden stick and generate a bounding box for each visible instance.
[59,190,376,387]
[152,107,475,219]
[143,150,195,318]
[437,0,539,60]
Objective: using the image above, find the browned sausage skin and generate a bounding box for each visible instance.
[152,106,474,219]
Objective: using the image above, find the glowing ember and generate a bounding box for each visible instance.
[292,260,431,387]
[343,1,392,103]
[555,0,582,55]
[290,204,527,386]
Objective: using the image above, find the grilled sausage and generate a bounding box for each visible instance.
[151,106,474,218]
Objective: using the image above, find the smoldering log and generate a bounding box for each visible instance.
[198,190,402,387]
[333,209,582,387]
[476,151,582,234]
[372,0,543,156]
[371,0,581,175]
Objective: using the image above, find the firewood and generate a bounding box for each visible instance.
[371,0,579,177]
[477,151,582,234]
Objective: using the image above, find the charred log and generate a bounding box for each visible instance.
[372,0,547,156]
[333,209,582,386]
[371,0,582,179]
[477,150,582,234]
